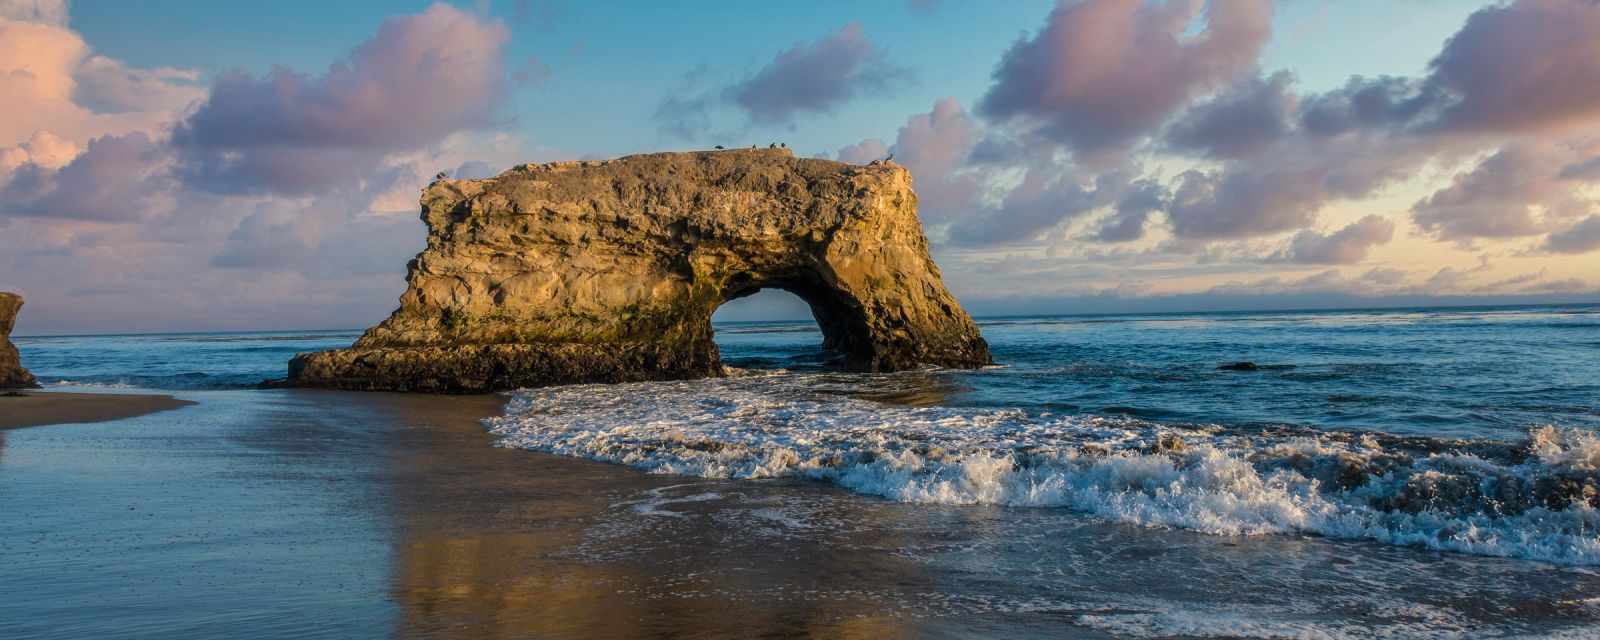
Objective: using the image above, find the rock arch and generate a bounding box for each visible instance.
[288,149,990,392]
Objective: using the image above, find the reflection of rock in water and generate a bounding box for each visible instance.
[379,395,924,639]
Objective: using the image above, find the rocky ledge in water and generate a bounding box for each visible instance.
[287,149,991,392]
[0,292,39,389]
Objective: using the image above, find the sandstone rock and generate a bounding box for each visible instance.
[289,149,991,392]
[0,292,39,389]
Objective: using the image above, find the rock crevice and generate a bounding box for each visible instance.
[289,149,990,392]
[1,292,39,389]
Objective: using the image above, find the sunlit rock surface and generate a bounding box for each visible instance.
[288,149,989,392]
[0,292,39,389]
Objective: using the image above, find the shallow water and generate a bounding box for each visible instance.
[8,304,1600,637]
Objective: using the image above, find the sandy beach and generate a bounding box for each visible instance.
[6,384,1599,639]
[0,390,196,430]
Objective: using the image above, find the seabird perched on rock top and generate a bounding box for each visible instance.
[885,153,894,163]
[433,171,449,181]
[769,143,777,148]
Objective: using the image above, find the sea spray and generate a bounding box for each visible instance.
[485,372,1600,565]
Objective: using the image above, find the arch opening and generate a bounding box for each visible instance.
[710,285,869,371]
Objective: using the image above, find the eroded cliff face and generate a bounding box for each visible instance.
[1,292,39,389]
[289,149,990,392]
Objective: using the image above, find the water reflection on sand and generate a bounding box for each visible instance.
[4,389,1600,638]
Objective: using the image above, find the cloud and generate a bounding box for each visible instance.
[1544,215,1600,254]
[1091,177,1164,242]
[1425,0,1600,135]
[1166,70,1296,159]
[834,138,887,165]
[1360,266,1408,286]
[891,98,983,223]
[0,0,66,26]
[1291,1,1600,138]
[1412,143,1593,242]
[1,131,173,221]
[1163,166,1327,239]
[977,0,1272,159]
[725,23,906,127]
[171,3,510,195]
[73,55,203,114]
[1276,214,1395,264]
[658,24,908,140]
[0,13,200,146]
[947,166,1126,245]
[210,202,323,269]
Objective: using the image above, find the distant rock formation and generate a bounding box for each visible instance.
[288,149,991,392]
[0,292,39,389]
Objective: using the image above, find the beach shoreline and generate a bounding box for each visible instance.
[0,390,196,430]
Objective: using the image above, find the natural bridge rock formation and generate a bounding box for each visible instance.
[288,149,990,392]
[1,292,39,389]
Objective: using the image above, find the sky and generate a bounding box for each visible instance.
[2,0,1599,333]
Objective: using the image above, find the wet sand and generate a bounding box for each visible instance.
[3,389,1598,639]
[0,390,195,429]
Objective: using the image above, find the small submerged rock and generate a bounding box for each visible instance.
[1217,361,1259,371]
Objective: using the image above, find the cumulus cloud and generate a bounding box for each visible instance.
[171,3,510,195]
[977,0,1272,159]
[725,23,906,126]
[834,138,888,165]
[73,55,203,114]
[1091,178,1164,242]
[0,12,200,146]
[656,24,906,138]
[1,131,173,221]
[1163,167,1326,239]
[1412,143,1593,242]
[891,98,983,223]
[1544,215,1600,254]
[947,167,1126,245]
[1426,0,1600,135]
[1292,1,1600,138]
[1166,71,1296,159]
[1275,214,1395,264]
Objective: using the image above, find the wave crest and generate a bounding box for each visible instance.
[485,373,1600,565]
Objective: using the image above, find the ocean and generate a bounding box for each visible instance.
[9,304,1600,637]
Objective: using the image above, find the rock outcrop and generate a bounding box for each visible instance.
[289,149,991,392]
[0,292,39,389]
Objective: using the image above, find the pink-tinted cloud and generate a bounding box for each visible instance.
[1413,143,1594,242]
[1427,0,1600,135]
[1276,215,1395,264]
[892,98,982,223]
[1,131,173,221]
[978,0,1272,159]
[834,138,888,165]
[171,3,510,195]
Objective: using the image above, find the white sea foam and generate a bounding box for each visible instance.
[48,379,136,389]
[485,373,1600,565]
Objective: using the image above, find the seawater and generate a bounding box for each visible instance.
[17,306,1600,568]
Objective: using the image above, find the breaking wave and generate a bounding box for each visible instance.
[485,372,1600,565]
